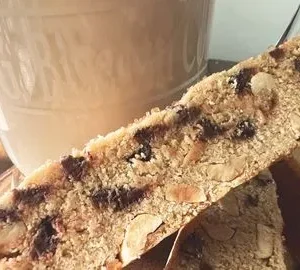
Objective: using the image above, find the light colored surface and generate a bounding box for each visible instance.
[0,0,212,175]
[209,0,300,61]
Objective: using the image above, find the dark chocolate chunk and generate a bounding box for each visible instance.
[30,216,59,260]
[61,155,89,181]
[175,106,201,125]
[0,250,21,259]
[246,194,259,207]
[134,124,167,145]
[0,209,20,223]
[228,68,255,94]
[269,47,284,59]
[13,186,50,207]
[233,119,256,139]
[197,117,224,140]
[137,143,152,162]
[294,58,300,72]
[180,232,203,259]
[127,143,152,163]
[90,185,149,212]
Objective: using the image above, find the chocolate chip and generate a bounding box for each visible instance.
[0,209,20,223]
[269,47,284,59]
[246,194,259,207]
[137,144,152,161]
[233,119,256,139]
[294,58,300,72]
[90,185,149,212]
[130,125,166,163]
[175,106,201,125]
[61,155,89,181]
[134,124,167,145]
[197,117,224,140]
[13,186,50,207]
[30,216,59,260]
[127,143,152,163]
[180,232,203,259]
[228,68,256,94]
[0,250,21,259]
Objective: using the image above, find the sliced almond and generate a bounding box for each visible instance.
[104,259,122,270]
[256,224,274,259]
[165,184,206,203]
[251,72,276,112]
[251,72,275,94]
[255,109,267,125]
[0,221,27,254]
[165,216,200,270]
[120,214,162,266]
[209,185,231,203]
[290,112,300,139]
[206,156,246,182]
[183,142,205,166]
[202,221,235,241]
[219,193,239,217]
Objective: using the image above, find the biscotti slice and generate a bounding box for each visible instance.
[126,170,288,270]
[1,37,300,269]
[162,170,288,270]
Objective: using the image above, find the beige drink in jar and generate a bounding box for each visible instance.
[0,0,214,175]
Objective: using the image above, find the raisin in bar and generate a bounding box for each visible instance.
[1,37,300,269]
[163,170,289,270]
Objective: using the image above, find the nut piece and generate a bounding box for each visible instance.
[251,72,275,94]
[206,156,246,182]
[250,72,276,111]
[165,184,207,203]
[290,112,300,139]
[202,221,235,241]
[256,224,274,259]
[209,185,231,203]
[0,221,27,254]
[104,260,122,270]
[120,214,162,265]
[255,109,267,125]
[219,193,239,216]
[183,142,205,166]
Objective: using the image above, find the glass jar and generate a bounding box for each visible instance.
[0,0,214,175]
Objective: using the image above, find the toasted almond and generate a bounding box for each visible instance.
[219,193,239,217]
[104,259,122,270]
[209,185,231,203]
[202,221,235,241]
[251,72,276,112]
[206,156,246,182]
[165,184,206,203]
[0,221,27,254]
[251,72,275,94]
[165,217,200,270]
[183,142,205,166]
[255,109,267,125]
[290,112,300,139]
[256,224,274,259]
[120,214,162,266]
